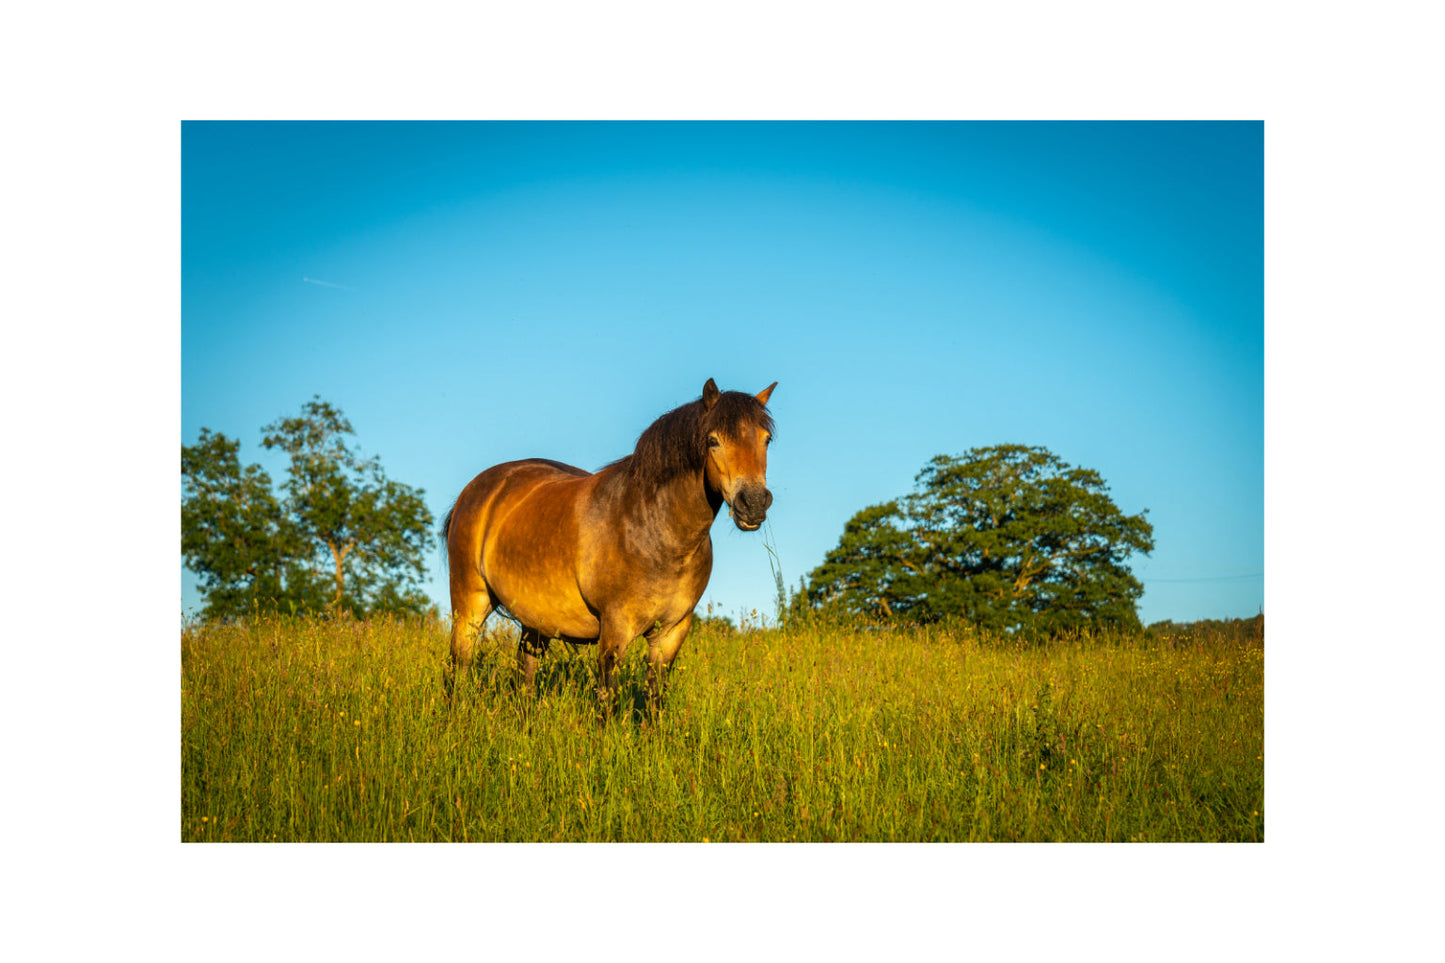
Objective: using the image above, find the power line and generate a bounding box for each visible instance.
[1145,572,1263,583]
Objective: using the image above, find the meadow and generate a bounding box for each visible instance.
[181,612,1263,842]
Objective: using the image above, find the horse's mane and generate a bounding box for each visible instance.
[610,390,774,491]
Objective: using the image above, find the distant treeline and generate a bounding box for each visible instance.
[1146,613,1263,643]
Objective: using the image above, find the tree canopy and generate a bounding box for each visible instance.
[182,398,435,620]
[797,445,1153,634]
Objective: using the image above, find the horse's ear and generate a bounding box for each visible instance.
[756,382,777,406]
[702,378,720,410]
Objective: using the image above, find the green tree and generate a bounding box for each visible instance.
[181,428,302,617]
[797,445,1154,634]
[181,398,435,620]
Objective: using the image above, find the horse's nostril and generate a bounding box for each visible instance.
[734,485,771,520]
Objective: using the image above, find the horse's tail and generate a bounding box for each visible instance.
[438,502,457,576]
[440,502,456,542]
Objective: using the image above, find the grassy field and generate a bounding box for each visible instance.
[181,613,1263,842]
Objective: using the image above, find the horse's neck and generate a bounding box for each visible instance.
[619,468,720,554]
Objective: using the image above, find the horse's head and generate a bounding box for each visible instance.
[700,378,776,531]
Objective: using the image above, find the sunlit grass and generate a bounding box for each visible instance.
[181,613,1263,842]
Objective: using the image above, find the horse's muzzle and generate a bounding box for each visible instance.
[731,485,772,530]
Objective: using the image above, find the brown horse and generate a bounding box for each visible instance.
[442,378,776,712]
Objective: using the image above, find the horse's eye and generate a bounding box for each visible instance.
[707,435,721,449]
[765,435,773,446]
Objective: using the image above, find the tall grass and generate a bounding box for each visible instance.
[181,613,1263,842]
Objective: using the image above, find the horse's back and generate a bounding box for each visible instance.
[448,458,591,547]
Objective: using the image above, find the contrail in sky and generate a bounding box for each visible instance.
[302,276,351,290]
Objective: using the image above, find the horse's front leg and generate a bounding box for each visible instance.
[596,615,643,719]
[645,613,694,717]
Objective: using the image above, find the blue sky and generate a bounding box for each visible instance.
[182,121,1262,625]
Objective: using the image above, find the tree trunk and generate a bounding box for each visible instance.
[329,541,352,612]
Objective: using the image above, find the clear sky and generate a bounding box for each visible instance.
[182,121,1262,626]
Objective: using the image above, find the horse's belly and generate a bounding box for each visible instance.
[500,587,601,641]
[482,534,601,640]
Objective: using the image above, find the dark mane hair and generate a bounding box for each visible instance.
[612,389,774,490]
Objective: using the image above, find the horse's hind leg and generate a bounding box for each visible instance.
[446,582,494,703]
[517,628,549,695]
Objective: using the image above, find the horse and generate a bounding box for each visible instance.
[441,377,776,714]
